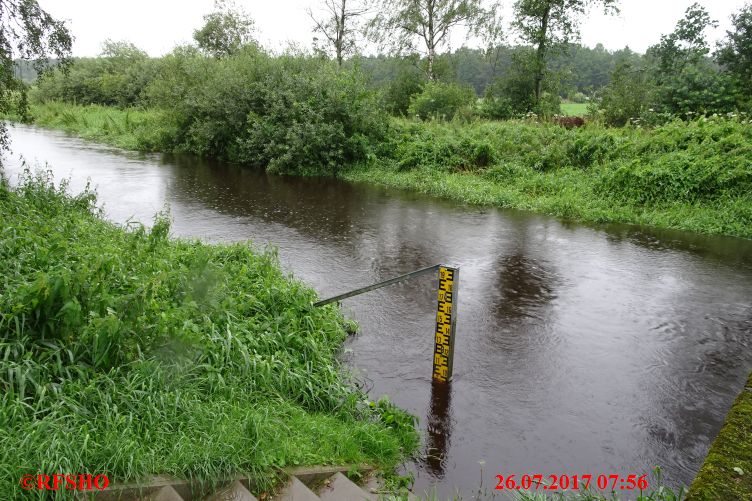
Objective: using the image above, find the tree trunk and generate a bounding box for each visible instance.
[427,0,436,80]
[534,5,551,104]
[336,0,346,67]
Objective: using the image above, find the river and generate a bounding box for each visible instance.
[4,124,751,498]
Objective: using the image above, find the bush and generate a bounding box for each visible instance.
[571,92,589,103]
[144,47,387,176]
[33,41,159,108]
[234,58,387,175]
[598,117,752,204]
[407,81,476,121]
[382,69,425,116]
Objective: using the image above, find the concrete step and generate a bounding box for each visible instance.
[317,472,375,501]
[146,485,184,501]
[274,475,320,501]
[209,480,258,501]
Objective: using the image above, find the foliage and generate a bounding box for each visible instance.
[382,66,426,115]
[645,3,737,116]
[0,171,419,498]
[232,56,388,175]
[686,371,752,501]
[716,3,752,107]
[34,40,159,108]
[511,0,618,104]
[482,48,561,118]
[407,81,476,120]
[0,0,71,151]
[193,0,256,58]
[22,102,177,151]
[38,44,389,176]
[366,0,494,81]
[343,116,752,238]
[590,60,655,126]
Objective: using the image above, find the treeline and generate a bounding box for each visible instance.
[27,42,635,108]
[28,2,752,124]
[353,43,640,98]
[9,1,751,178]
[16,43,635,98]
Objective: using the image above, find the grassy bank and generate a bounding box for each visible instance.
[345,118,752,239]
[12,102,752,239]
[686,371,752,500]
[0,170,417,499]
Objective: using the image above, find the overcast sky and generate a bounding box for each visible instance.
[37,0,748,57]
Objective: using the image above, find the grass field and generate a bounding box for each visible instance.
[560,102,589,116]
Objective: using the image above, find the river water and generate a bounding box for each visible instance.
[4,124,751,498]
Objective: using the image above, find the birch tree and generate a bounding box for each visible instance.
[512,0,618,103]
[308,0,367,66]
[367,0,494,80]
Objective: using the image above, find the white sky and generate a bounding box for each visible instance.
[37,0,748,57]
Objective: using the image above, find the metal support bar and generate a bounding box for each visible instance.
[313,264,441,307]
[313,263,460,384]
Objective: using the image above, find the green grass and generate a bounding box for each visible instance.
[560,102,589,116]
[20,101,175,151]
[686,371,752,501]
[0,170,418,499]
[343,117,752,239]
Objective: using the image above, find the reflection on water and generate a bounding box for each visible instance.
[424,381,453,478]
[4,125,752,498]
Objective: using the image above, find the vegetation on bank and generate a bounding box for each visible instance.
[346,116,752,238]
[0,171,418,499]
[16,101,752,239]
[686,371,752,501]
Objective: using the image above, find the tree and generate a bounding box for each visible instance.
[0,0,71,151]
[367,0,494,80]
[716,3,752,103]
[512,0,618,104]
[308,0,367,66]
[646,3,736,115]
[193,0,255,58]
[592,60,654,126]
[648,2,716,78]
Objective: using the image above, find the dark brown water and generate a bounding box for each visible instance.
[5,125,752,498]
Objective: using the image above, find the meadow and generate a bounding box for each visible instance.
[560,102,589,116]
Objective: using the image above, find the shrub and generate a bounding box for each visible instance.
[145,47,387,176]
[407,81,476,121]
[598,117,752,203]
[382,69,425,116]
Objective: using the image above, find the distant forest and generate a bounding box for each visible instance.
[354,44,640,99]
[14,43,639,101]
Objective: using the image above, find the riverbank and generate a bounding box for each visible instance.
[0,170,418,498]
[13,102,752,239]
[686,371,752,500]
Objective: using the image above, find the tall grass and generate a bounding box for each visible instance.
[0,170,418,499]
[344,116,752,238]
[25,102,177,151]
